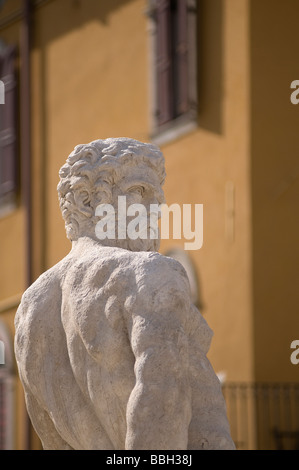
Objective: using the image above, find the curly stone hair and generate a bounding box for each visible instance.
[57,137,166,241]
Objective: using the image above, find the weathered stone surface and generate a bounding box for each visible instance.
[14,138,235,450]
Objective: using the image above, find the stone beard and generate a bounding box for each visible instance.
[14,137,235,450]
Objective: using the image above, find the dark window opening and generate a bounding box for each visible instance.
[154,0,197,130]
[0,41,18,213]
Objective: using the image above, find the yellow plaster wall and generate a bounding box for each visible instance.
[31,0,149,270]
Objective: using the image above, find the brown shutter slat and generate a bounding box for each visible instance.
[0,45,17,199]
[175,0,189,115]
[156,0,173,125]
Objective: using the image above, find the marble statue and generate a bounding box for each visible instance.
[14,138,235,450]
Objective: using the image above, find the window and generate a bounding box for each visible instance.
[0,321,14,450]
[0,41,18,216]
[147,0,198,144]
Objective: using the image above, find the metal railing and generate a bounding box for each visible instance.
[0,379,5,449]
[1,376,299,450]
[222,382,299,450]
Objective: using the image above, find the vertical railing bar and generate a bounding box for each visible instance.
[0,377,4,450]
[241,383,249,449]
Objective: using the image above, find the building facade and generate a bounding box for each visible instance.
[0,0,298,450]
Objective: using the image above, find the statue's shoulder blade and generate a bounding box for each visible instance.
[15,256,71,322]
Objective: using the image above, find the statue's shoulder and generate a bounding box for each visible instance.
[97,248,189,286]
[16,256,70,316]
[133,251,190,287]
[118,251,193,329]
[114,250,191,301]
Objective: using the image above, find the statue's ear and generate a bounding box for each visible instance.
[74,189,93,217]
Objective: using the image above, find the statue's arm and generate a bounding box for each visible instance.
[124,260,192,450]
[187,306,236,449]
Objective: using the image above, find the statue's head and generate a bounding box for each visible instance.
[57,137,166,252]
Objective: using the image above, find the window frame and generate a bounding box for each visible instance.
[0,41,18,217]
[147,0,198,145]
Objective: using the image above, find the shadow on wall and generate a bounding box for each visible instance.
[250,0,299,381]
[32,0,136,272]
[32,0,137,46]
[198,0,223,135]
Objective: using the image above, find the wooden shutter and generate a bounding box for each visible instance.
[175,0,189,116]
[0,45,17,201]
[156,0,173,126]
[152,0,197,133]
